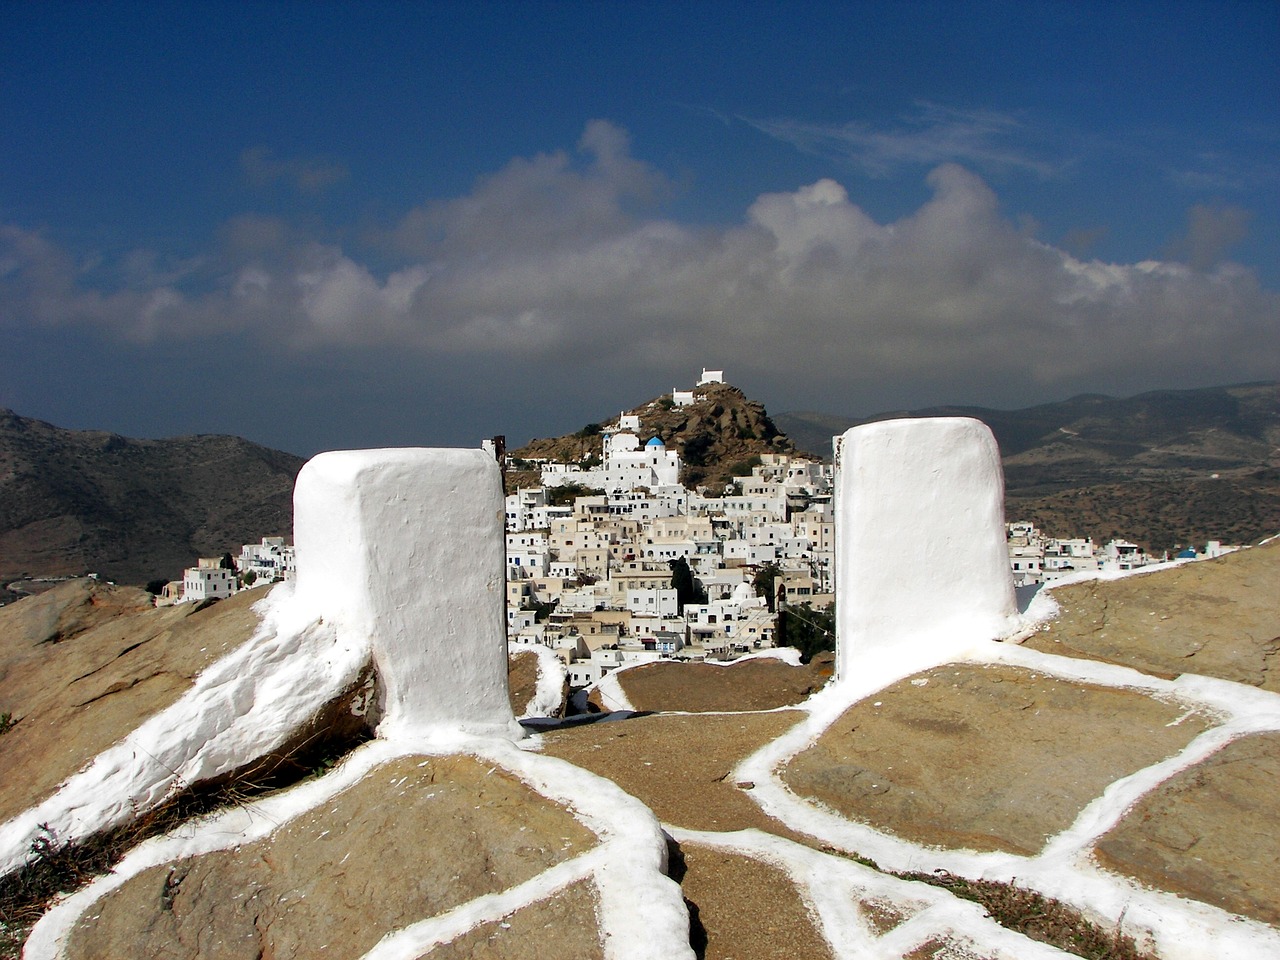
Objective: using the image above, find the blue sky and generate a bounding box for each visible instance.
[2,0,1277,455]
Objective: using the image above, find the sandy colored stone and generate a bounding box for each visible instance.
[540,712,807,834]
[674,842,834,960]
[1025,538,1280,690]
[420,880,602,960]
[783,664,1210,855]
[861,899,910,936]
[0,582,269,821]
[606,654,833,713]
[1094,732,1280,926]
[507,649,541,716]
[65,754,599,960]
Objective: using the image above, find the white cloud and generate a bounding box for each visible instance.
[742,102,1062,178]
[1,122,1276,411]
[1164,204,1252,270]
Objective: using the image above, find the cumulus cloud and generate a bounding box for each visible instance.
[1164,203,1252,271]
[1,121,1277,410]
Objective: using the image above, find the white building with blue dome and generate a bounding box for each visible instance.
[542,429,682,493]
[601,432,681,491]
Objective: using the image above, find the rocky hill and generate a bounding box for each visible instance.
[0,410,304,589]
[777,381,1280,551]
[510,381,796,491]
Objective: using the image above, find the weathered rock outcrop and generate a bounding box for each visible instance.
[62,755,599,960]
[0,582,272,824]
[512,382,797,491]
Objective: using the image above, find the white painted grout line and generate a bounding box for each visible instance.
[359,848,608,960]
[731,626,1280,960]
[667,827,1072,960]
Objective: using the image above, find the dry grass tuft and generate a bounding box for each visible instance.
[898,869,1154,960]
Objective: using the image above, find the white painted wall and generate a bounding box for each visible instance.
[834,418,1016,680]
[293,448,520,740]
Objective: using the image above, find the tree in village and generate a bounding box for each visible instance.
[668,557,707,613]
[776,601,836,663]
[752,561,782,613]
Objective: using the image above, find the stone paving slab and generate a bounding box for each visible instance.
[674,843,834,960]
[603,654,834,713]
[782,663,1211,855]
[1094,731,1280,927]
[420,880,602,960]
[507,649,541,717]
[1024,539,1280,690]
[540,711,808,836]
[64,754,598,960]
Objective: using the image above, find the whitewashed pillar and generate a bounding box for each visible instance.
[834,418,1016,680]
[292,448,519,739]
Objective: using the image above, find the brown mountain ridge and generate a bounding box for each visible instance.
[776,381,1280,552]
[0,410,303,591]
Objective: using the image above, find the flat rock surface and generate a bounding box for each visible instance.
[421,880,602,960]
[605,654,833,713]
[540,711,807,835]
[507,649,540,716]
[674,843,834,960]
[64,754,598,960]
[1024,539,1280,689]
[783,663,1211,855]
[0,582,269,822]
[1094,731,1280,926]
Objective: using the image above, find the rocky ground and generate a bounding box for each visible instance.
[2,541,1278,959]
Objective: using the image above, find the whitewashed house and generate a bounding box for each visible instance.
[626,587,679,618]
[237,536,294,583]
[183,564,237,602]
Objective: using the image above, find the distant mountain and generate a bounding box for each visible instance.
[777,381,1280,551]
[0,410,304,589]
[510,381,796,492]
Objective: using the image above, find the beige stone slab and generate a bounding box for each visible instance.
[64,754,599,960]
[604,654,833,713]
[783,664,1210,855]
[1094,731,1280,926]
[0,583,268,821]
[1024,538,1280,690]
[507,649,541,716]
[675,842,834,960]
[540,712,807,835]
[419,880,602,960]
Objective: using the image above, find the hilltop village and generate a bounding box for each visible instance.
[152,370,1233,694]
